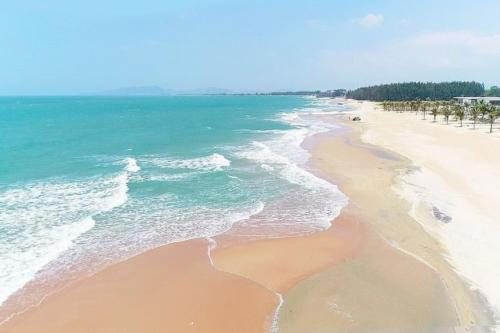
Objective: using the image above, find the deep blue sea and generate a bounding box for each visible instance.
[0,95,348,309]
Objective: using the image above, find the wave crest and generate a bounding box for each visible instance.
[124,157,141,173]
[0,156,138,306]
[144,153,231,172]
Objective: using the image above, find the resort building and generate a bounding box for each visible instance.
[454,96,500,105]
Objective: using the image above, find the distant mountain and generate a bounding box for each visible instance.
[95,86,233,96]
[98,86,172,96]
[181,87,234,95]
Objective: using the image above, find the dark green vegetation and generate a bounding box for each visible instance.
[316,89,347,98]
[347,82,485,101]
[381,100,499,133]
[485,86,500,97]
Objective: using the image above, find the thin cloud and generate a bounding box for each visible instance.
[356,14,384,28]
[312,31,500,86]
[406,31,500,56]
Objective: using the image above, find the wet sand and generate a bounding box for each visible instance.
[213,120,488,332]
[0,239,278,333]
[276,126,489,332]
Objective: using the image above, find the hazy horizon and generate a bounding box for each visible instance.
[2,0,500,95]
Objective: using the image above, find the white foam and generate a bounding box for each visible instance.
[206,237,217,266]
[260,164,274,172]
[238,141,338,192]
[124,157,141,173]
[139,173,191,182]
[270,293,284,333]
[0,217,94,306]
[0,157,137,306]
[279,163,339,192]
[233,129,286,134]
[236,141,289,165]
[235,103,348,232]
[228,201,265,224]
[95,199,266,262]
[144,153,231,172]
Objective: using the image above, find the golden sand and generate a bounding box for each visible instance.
[0,239,277,333]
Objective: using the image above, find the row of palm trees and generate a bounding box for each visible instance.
[380,100,500,133]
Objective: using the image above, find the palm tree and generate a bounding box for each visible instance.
[383,101,390,111]
[431,104,439,122]
[421,102,429,120]
[477,100,489,120]
[487,105,499,133]
[453,104,465,127]
[463,101,470,122]
[463,101,470,113]
[442,105,452,125]
[414,98,422,115]
[404,101,410,113]
[470,104,481,129]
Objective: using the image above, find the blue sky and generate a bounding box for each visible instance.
[2,0,500,94]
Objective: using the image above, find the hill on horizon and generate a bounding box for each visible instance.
[95,86,234,96]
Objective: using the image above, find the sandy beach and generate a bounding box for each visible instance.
[1,99,497,332]
[356,100,500,319]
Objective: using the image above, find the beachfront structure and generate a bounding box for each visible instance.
[454,96,500,106]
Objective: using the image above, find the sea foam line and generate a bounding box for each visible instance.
[204,231,285,333]
[0,157,140,307]
[142,153,230,172]
[270,293,284,333]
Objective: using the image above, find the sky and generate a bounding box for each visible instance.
[2,0,500,95]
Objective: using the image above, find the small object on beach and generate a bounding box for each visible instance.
[352,116,361,121]
[432,207,452,223]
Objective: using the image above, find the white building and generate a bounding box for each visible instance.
[454,97,500,106]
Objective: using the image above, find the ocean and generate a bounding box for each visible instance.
[0,95,348,311]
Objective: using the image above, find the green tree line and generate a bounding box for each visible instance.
[485,86,500,97]
[347,82,485,101]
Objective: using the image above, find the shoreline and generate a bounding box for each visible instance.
[355,100,500,321]
[272,110,490,332]
[1,98,496,332]
[0,238,279,333]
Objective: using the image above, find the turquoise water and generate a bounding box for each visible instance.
[0,96,348,309]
